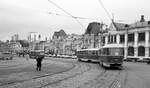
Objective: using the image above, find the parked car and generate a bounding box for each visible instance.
[137,58,149,63]
[124,58,139,62]
[147,59,150,64]
[0,52,13,60]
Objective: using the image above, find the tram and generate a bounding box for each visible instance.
[99,44,124,68]
[76,48,99,62]
[76,44,124,68]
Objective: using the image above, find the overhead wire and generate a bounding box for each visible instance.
[47,0,86,30]
[98,0,112,22]
[48,11,101,21]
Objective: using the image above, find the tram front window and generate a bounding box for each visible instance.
[109,48,124,56]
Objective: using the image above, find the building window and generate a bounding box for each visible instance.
[108,35,111,43]
[111,35,113,43]
[114,35,116,43]
[138,46,145,56]
[102,36,105,45]
[138,32,145,42]
[120,34,125,43]
[128,46,134,56]
[128,33,134,42]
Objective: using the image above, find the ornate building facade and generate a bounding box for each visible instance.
[83,22,107,49]
[102,15,150,60]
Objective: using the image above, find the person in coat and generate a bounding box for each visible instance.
[36,56,43,71]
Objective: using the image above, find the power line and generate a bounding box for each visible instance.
[98,0,112,22]
[48,11,101,21]
[47,0,86,30]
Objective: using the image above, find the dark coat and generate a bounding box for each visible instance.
[36,57,42,67]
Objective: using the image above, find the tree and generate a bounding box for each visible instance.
[17,40,29,47]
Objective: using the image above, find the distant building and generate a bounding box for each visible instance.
[52,29,67,39]
[102,15,150,60]
[11,34,19,41]
[51,29,67,55]
[64,34,82,55]
[27,32,41,42]
[9,42,22,53]
[0,41,22,53]
[83,22,107,49]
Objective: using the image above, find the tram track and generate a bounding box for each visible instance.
[0,59,76,87]
[108,66,129,88]
[78,66,126,88]
[108,69,122,88]
[39,62,92,88]
[0,59,92,88]
[77,66,107,88]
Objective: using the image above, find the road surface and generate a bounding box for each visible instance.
[0,56,150,88]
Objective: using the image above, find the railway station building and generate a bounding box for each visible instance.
[102,15,150,60]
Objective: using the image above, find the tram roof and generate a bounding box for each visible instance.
[77,48,100,51]
[30,50,44,52]
[101,44,124,48]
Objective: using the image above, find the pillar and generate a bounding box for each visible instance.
[124,33,128,59]
[116,34,120,44]
[105,35,108,45]
[145,31,149,57]
[134,32,138,57]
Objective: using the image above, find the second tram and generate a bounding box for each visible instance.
[76,44,124,68]
[76,48,99,62]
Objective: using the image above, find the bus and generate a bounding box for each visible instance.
[76,48,100,62]
[99,44,124,68]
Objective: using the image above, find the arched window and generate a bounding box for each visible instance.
[128,46,134,56]
[138,46,145,56]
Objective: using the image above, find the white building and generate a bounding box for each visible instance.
[102,15,150,60]
[27,32,41,42]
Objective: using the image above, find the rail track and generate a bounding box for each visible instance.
[0,59,75,87]
[0,58,92,88]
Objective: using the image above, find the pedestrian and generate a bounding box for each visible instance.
[36,56,43,71]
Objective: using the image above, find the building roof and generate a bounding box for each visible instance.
[112,22,127,31]
[53,29,67,38]
[129,21,150,29]
[112,15,150,31]
[77,48,100,51]
[85,22,104,35]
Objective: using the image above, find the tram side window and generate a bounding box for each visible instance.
[95,51,98,55]
[88,51,91,55]
[92,51,95,55]
[102,48,109,55]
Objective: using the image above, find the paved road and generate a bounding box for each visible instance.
[1,57,150,88]
[123,62,150,88]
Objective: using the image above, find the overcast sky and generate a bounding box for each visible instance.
[0,0,150,41]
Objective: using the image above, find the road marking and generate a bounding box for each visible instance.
[110,80,121,88]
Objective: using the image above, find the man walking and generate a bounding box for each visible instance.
[36,56,43,71]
